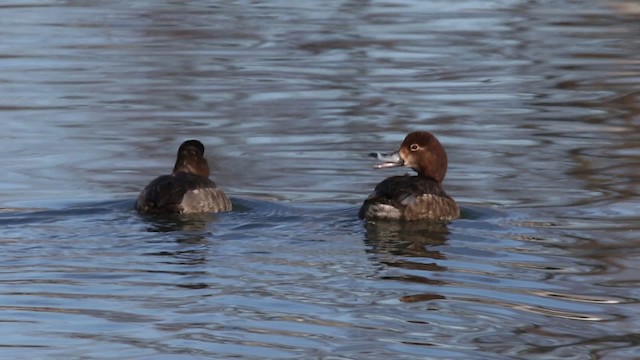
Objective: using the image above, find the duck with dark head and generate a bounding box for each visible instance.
[136,140,232,214]
[359,131,459,222]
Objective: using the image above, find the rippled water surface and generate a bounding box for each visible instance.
[1,0,640,359]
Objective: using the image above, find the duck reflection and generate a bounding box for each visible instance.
[363,220,452,302]
[144,212,216,235]
[141,212,222,266]
[363,220,450,259]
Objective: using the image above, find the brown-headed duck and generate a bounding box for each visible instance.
[136,140,232,214]
[359,131,459,222]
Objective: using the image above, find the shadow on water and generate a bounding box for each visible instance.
[363,220,450,302]
[362,205,508,304]
[141,212,219,235]
[363,204,506,260]
[364,219,449,259]
[122,196,305,266]
[137,212,216,266]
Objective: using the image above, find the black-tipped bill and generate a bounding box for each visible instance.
[369,151,404,169]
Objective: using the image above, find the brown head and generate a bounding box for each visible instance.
[172,140,210,177]
[369,131,449,182]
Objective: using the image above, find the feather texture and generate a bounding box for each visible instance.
[359,175,458,221]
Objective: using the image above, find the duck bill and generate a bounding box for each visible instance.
[370,151,404,169]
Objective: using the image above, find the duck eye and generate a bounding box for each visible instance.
[410,144,419,151]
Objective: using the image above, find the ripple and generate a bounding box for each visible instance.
[1,0,640,358]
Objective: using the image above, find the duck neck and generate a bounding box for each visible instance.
[416,172,441,183]
[173,158,210,177]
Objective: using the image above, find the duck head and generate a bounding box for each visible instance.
[370,131,449,183]
[172,139,210,177]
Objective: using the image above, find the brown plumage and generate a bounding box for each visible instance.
[136,140,232,214]
[359,131,459,222]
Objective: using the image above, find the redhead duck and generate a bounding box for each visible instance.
[359,131,459,221]
[136,140,232,214]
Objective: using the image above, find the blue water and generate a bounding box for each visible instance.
[1,0,639,359]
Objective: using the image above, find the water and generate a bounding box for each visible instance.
[1,0,639,358]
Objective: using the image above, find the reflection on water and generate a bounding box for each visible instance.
[364,220,449,259]
[1,0,639,358]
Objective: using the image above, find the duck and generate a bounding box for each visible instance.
[136,140,232,214]
[359,131,459,221]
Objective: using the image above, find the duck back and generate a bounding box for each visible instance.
[136,172,231,214]
[359,175,459,221]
